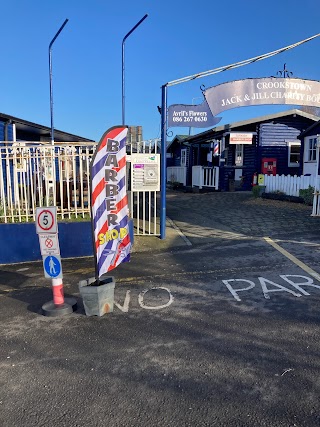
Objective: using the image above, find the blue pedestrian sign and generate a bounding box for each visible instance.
[43,255,63,279]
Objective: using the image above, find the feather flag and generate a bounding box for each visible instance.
[90,126,131,278]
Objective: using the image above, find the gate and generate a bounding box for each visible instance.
[192,166,219,190]
[126,138,161,236]
[0,139,160,236]
[0,138,161,236]
[0,142,95,223]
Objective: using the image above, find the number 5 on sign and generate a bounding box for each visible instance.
[36,207,58,234]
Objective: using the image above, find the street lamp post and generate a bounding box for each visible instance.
[44,18,78,317]
[49,18,69,145]
[122,14,148,125]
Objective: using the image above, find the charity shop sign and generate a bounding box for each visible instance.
[229,133,254,145]
[204,77,320,116]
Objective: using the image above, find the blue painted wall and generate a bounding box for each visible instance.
[0,219,134,265]
[0,222,93,264]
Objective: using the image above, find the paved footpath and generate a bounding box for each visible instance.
[1,191,320,426]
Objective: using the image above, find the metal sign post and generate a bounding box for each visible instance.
[312,136,320,216]
[36,207,76,316]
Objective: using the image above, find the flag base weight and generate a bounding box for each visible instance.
[79,276,115,316]
[42,297,77,317]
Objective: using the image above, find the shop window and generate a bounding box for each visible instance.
[181,148,187,166]
[288,141,301,167]
[306,137,317,162]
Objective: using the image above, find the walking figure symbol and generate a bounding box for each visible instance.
[44,255,61,278]
[49,256,57,274]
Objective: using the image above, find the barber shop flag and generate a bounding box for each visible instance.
[90,126,131,278]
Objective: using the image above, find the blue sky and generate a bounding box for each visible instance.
[1,0,320,142]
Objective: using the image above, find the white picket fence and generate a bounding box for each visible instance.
[263,174,319,197]
[263,173,320,216]
[192,166,219,190]
[166,166,187,186]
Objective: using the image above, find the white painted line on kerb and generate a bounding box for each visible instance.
[264,236,320,283]
[166,217,192,246]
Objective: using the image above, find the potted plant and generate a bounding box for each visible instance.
[252,185,266,198]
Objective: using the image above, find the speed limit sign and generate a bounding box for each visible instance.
[36,207,58,234]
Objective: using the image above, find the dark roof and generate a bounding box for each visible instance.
[0,112,94,142]
[176,108,319,145]
[174,134,189,140]
[157,139,175,150]
[300,119,320,137]
[166,134,190,148]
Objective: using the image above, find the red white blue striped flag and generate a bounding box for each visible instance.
[90,126,131,278]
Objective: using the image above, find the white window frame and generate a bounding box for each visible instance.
[181,148,187,166]
[287,140,301,167]
[235,144,243,166]
[304,136,318,163]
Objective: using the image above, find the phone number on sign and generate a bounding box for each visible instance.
[172,116,208,122]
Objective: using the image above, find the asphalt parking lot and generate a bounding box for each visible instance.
[1,190,320,426]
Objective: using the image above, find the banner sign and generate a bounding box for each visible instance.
[90,126,131,278]
[204,78,320,116]
[229,132,253,144]
[168,100,221,128]
[131,154,160,192]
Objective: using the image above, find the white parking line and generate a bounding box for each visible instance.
[264,236,320,283]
